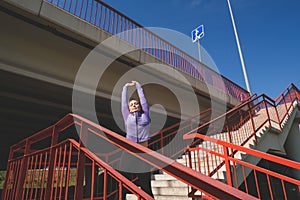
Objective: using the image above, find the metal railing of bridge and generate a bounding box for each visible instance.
[45,0,250,101]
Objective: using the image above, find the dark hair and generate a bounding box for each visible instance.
[129,98,139,103]
[128,98,143,113]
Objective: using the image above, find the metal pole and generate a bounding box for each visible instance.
[227,0,251,94]
[197,39,202,63]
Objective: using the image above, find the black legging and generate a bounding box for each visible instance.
[119,171,154,199]
[117,151,154,199]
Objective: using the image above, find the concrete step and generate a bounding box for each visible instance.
[145,171,192,199]
[126,174,191,200]
[153,197,192,200]
[152,186,188,196]
[126,194,192,200]
[153,174,177,180]
[151,179,188,188]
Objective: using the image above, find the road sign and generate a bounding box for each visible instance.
[191,25,204,43]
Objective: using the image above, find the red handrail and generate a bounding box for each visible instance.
[181,83,299,198]
[148,92,255,159]
[148,108,213,157]
[185,83,299,149]
[3,113,258,200]
[3,82,298,199]
[3,138,153,200]
[183,133,300,200]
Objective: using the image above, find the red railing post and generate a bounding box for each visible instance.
[206,153,210,176]
[103,169,107,199]
[74,150,86,199]
[273,99,282,131]
[225,123,234,157]
[2,145,17,200]
[15,139,31,199]
[263,96,272,128]
[63,143,73,199]
[247,102,257,143]
[160,131,164,155]
[188,149,193,170]
[74,122,89,199]
[223,146,233,187]
[282,94,289,117]
[225,119,232,144]
[287,87,294,110]
[45,126,59,200]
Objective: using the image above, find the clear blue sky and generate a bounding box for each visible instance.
[102,0,300,98]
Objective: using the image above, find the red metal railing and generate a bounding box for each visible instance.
[2,139,152,200]
[2,114,255,199]
[45,0,249,101]
[2,113,258,200]
[148,108,213,158]
[66,108,214,173]
[186,83,299,150]
[84,94,252,173]
[181,83,300,199]
[91,108,213,169]
[148,92,255,160]
[2,115,152,199]
[183,133,300,200]
[81,94,251,177]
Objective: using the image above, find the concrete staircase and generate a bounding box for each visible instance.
[152,173,191,200]
[126,172,191,200]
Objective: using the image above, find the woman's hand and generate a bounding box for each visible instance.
[131,80,137,85]
[125,80,138,87]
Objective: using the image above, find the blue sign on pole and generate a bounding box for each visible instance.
[191,25,204,43]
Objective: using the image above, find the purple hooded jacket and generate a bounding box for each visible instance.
[121,83,151,142]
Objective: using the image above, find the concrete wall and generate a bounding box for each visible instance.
[285,111,300,179]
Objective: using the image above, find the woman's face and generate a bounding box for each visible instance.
[128,100,141,113]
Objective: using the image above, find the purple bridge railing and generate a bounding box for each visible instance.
[46,0,249,101]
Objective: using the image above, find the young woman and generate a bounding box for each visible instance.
[119,80,154,199]
[121,80,151,146]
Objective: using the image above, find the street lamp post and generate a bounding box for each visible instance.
[197,38,202,63]
[191,24,204,63]
[227,0,251,94]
